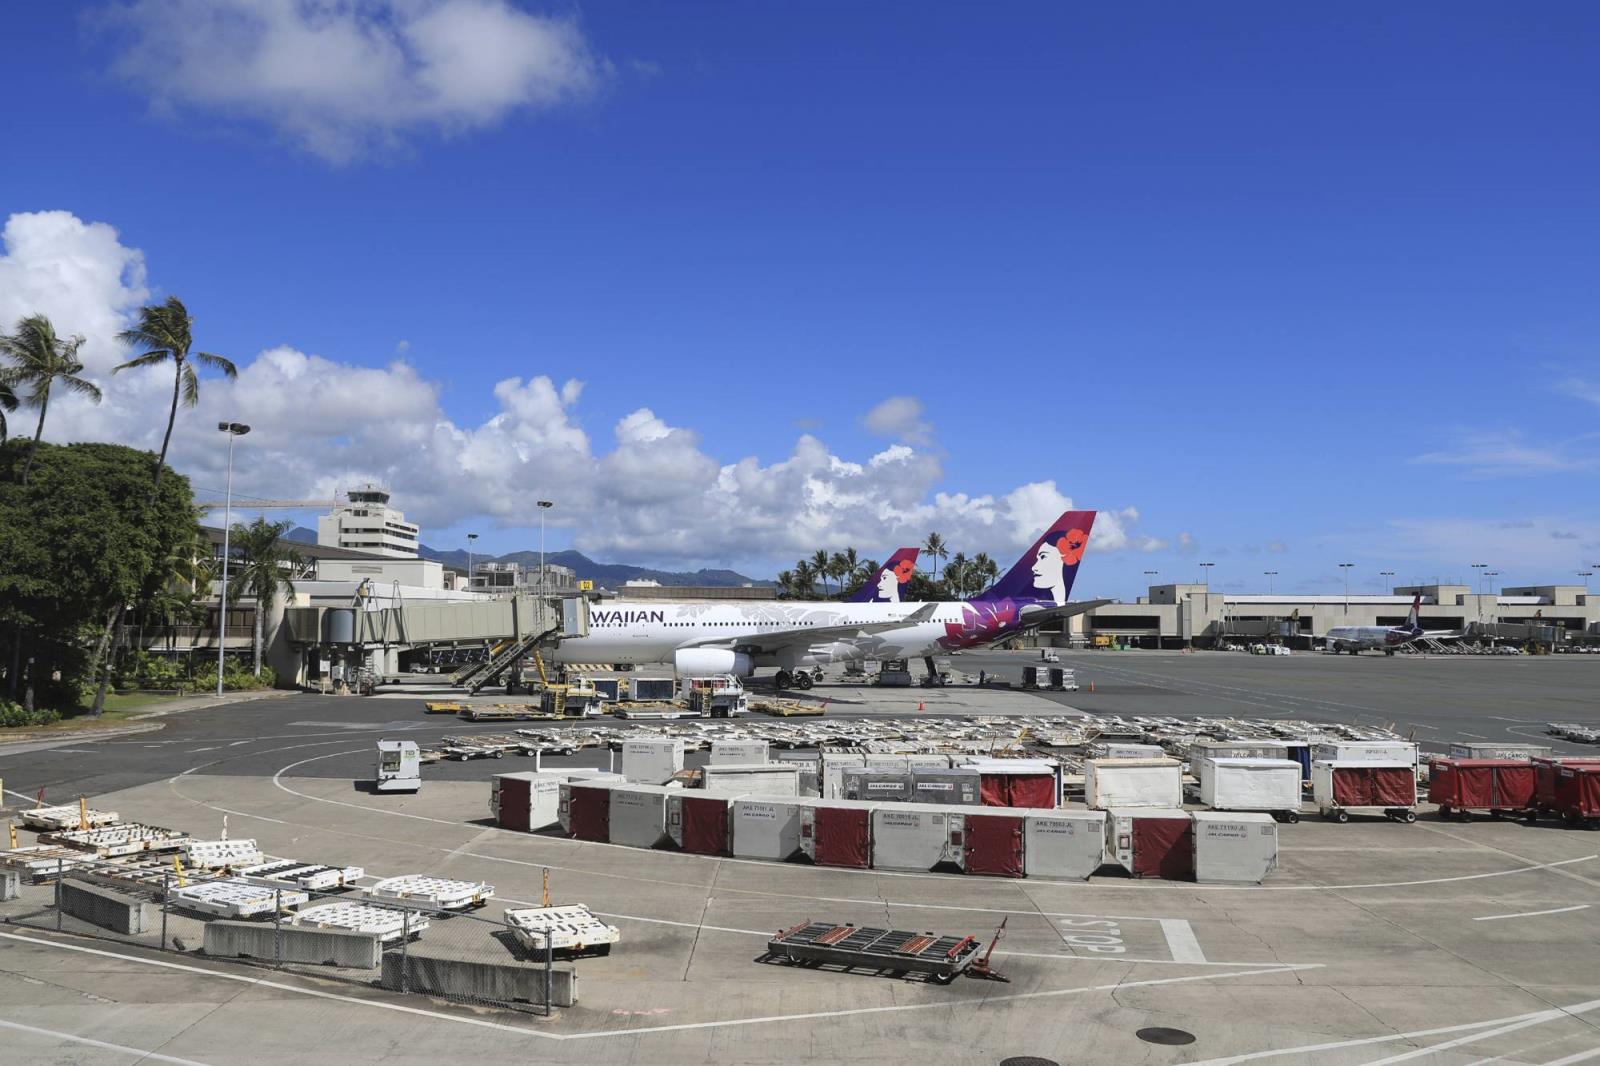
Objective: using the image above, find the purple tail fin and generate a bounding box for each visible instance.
[848,548,920,603]
[974,511,1097,608]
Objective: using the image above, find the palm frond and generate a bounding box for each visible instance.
[114,350,173,372]
[192,351,238,378]
[60,374,103,403]
[180,363,200,407]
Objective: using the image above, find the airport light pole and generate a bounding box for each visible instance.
[1380,570,1395,595]
[538,500,554,594]
[1471,562,1488,624]
[215,422,250,696]
[1485,572,1499,623]
[1580,571,1594,600]
[1338,562,1354,622]
[1264,571,1277,595]
[467,533,478,593]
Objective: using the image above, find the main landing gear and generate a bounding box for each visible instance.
[773,669,813,691]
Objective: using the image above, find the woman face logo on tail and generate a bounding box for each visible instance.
[876,567,900,602]
[1030,527,1088,606]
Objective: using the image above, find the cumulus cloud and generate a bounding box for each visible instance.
[94,0,604,161]
[862,395,934,446]
[4,210,1157,572]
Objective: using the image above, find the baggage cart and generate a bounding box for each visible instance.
[959,810,1025,878]
[908,768,982,806]
[1447,742,1552,761]
[1427,758,1537,821]
[0,845,95,882]
[169,878,308,918]
[504,904,619,955]
[1105,808,1194,880]
[43,823,189,857]
[559,780,619,840]
[1197,758,1304,822]
[1312,741,1418,766]
[292,901,427,944]
[620,738,685,784]
[710,740,770,765]
[19,805,120,831]
[365,875,494,910]
[765,921,982,985]
[239,859,365,891]
[1312,761,1417,823]
[1531,757,1600,818]
[1553,764,1600,829]
[841,768,913,803]
[181,839,264,869]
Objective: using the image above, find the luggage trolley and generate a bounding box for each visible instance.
[764,921,986,985]
[364,875,494,911]
[292,901,428,944]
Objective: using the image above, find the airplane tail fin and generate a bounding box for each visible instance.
[1406,592,1422,633]
[847,548,920,602]
[973,510,1097,608]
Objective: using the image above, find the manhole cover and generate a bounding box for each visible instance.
[1000,1058,1061,1066]
[1136,1027,1197,1046]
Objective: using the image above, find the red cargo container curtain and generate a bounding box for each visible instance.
[979,773,1057,809]
[679,795,729,855]
[1560,768,1600,818]
[1131,818,1193,880]
[1334,766,1415,808]
[1490,765,1535,808]
[498,778,531,831]
[1430,760,1534,810]
[813,807,870,868]
[569,787,609,842]
[962,814,1024,877]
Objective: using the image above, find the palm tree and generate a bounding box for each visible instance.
[776,570,795,599]
[922,532,948,584]
[0,314,102,485]
[972,551,999,596]
[225,517,302,677]
[793,561,818,600]
[945,552,969,599]
[0,380,16,444]
[854,558,879,589]
[809,549,832,597]
[828,552,850,599]
[115,296,237,491]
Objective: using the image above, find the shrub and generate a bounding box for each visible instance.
[0,700,62,728]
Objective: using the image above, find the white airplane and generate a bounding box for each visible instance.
[1324,594,1458,655]
[547,511,1104,690]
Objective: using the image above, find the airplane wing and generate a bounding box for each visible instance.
[1011,599,1113,628]
[679,603,940,654]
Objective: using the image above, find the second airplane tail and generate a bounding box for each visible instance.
[847,548,920,603]
[974,510,1097,608]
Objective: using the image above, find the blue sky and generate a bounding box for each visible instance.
[3,2,1598,597]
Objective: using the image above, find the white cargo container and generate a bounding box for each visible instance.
[609,784,678,848]
[841,768,913,802]
[774,752,820,796]
[1312,740,1417,766]
[493,771,623,831]
[181,839,263,869]
[908,767,982,806]
[864,754,952,771]
[1188,739,1291,763]
[869,804,964,872]
[1192,811,1278,884]
[730,797,813,860]
[1198,758,1303,821]
[1084,758,1183,810]
[1103,743,1164,760]
[710,740,770,765]
[700,763,801,796]
[1312,760,1418,823]
[1021,810,1107,880]
[621,739,686,784]
[819,752,866,798]
[1446,742,1552,761]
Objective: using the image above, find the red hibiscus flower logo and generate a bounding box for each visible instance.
[1056,528,1088,566]
[892,558,917,582]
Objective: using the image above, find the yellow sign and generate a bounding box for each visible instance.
[578,580,594,591]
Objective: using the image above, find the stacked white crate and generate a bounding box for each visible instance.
[1084,759,1183,810]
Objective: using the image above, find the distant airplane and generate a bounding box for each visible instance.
[1323,594,1460,655]
[846,548,920,603]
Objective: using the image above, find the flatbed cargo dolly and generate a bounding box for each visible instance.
[0,845,96,881]
[181,839,263,869]
[19,805,120,831]
[168,878,309,918]
[42,823,190,856]
[364,875,494,911]
[504,905,620,956]
[239,859,365,891]
[292,901,428,944]
[764,921,986,985]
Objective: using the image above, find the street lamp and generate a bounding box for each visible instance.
[216,422,250,696]
[1379,570,1395,595]
[1199,562,1214,587]
[1264,571,1278,595]
[1471,563,1488,624]
[1485,572,1499,621]
[467,533,478,592]
[1338,562,1355,621]
[1580,571,1594,600]
[537,501,554,593]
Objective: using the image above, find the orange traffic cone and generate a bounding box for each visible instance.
[1089,682,1095,692]
[917,702,925,712]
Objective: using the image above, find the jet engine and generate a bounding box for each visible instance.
[673,648,754,677]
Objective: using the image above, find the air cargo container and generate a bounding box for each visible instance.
[559,779,620,840]
[1188,739,1291,764]
[666,791,747,855]
[863,754,952,771]
[959,809,1026,878]
[1446,742,1552,761]
[709,740,770,765]
[1084,758,1183,810]
[820,752,867,799]
[1103,743,1164,760]
[495,770,621,831]
[1192,812,1277,884]
[869,805,964,872]
[1021,810,1106,880]
[1105,808,1193,880]
[701,763,801,796]
[1312,761,1417,822]
[1532,757,1600,814]
[774,752,821,796]
[908,767,982,806]
[1282,741,1312,781]
[1553,764,1600,827]
[1427,758,1537,820]
[608,784,678,848]
[1197,758,1304,822]
[798,798,876,868]
[1312,741,1417,766]
[730,797,810,861]
[956,757,1061,808]
[841,768,913,802]
[621,738,685,783]
[630,677,675,702]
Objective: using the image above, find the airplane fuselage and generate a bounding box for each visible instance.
[1325,625,1418,651]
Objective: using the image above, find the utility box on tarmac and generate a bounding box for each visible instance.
[1022,810,1107,880]
[1105,808,1193,880]
[1192,811,1277,884]
[374,740,420,793]
[1084,759,1183,810]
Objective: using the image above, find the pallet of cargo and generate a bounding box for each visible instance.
[753,700,827,717]
[504,905,619,955]
[19,805,121,831]
[423,701,468,714]
[764,921,983,984]
[364,874,494,911]
[181,839,264,869]
[168,878,308,918]
[438,734,523,760]
[292,901,428,944]
[461,705,540,722]
[239,858,365,891]
[42,823,190,856]
[0,845,96,881]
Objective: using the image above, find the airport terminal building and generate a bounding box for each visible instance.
[1063,583,1600,650]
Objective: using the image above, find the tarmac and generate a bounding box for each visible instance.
[1,650,1598,1065]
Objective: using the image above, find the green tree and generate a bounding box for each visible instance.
[972,551,999,595]
[225,517,302,677]
[828,552,850,600]
[0,380,16,444]
[0,441,198,715]
[922,532,948,584]
[808,549,832,597]
[792,560,818,600]
[114,296,237,492]
[0,315,103,485]
[944,552,970,599]
[775,569,795,600]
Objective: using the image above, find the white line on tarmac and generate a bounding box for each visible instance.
[1473,904,1591,922]
[0,930,1318,1043]
[0,1016,217,1065]
[1159,919,1207,963]
[1181,997,1600,1066]
[1541,1048,1600,1065]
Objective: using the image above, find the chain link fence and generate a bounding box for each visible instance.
[0,854,560,1016]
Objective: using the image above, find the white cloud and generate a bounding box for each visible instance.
[1410,429,1599,477]
[95,0,604,162]
[862,395,934,446]
[1558,377,1600,410]
[3,210,1157,573]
